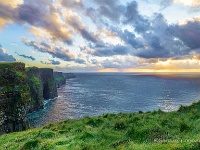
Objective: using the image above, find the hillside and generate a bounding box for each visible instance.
[0,101,200,150]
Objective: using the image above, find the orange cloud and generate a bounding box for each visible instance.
[174,0,200,7]
[0,0,23,8]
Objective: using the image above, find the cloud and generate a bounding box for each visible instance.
[64,10,100,44]
[91,45,131,57]
[0,0,23,8]
[91,59,98,65]
[169,20,200,50]
[22,38,75,61]
[17,0,73,44]
[1,0,200,71]
[84,1,200,61]
[74,58,86,64]
[49,59,61,65]
[93,0,125,22]
[0,46,16,62]
[59,0,84,9]
[22,38,87,65]
[173,0,200,7]
[40,61,51,65]
[102,56,139,69]
[0,0,73,44]
[16,52,36,61]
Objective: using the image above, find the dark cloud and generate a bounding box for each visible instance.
[92,0,125,22]
[85,0,200,60]
[119,30,144,49]
[16,52,36,61]
[123,1,150,33]
[60,0,84,9]
[91,59,98,65]
[133,13,189,59]
[66,13,101,44]
[169,21,200,50]
[22,38,74,61]
[40,61,51,65]
[92,45,131,57]
[0,47,16,62]
[74,58,86,64]
[22,38,87,65]
[49,59,61,65]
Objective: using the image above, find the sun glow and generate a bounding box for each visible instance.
[98,58,200,73]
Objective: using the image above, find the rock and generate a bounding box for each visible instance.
[53,72,66,88]
[26,68,58,113]
[0,63,58,135]
[26,67,44,112]
[40,68,58,99]
[63,73,76,79]
[0,62,31,135]
[53,72,76,88]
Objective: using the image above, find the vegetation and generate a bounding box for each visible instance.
[0,101,199,150]
[55,77,65,82]
[27,75,43,106]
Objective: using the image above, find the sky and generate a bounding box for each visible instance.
[0,0,200,72]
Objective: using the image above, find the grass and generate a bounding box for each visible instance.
[0,101,200,150]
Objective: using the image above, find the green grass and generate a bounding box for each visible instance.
[0,101,200,150]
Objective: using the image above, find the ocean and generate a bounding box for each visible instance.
[29,72,200,127]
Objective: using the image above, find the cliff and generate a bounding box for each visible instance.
[54,72,76,87]
[53,72,66,88]
[0,63,58,135]
[26,68,58,112]
[63,72,76,79]
[0,62,31,134]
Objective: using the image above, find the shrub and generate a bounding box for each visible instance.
[180,122,190,132]
[21,139,39,150]
[114,121,126,130]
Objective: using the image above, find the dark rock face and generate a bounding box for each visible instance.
[26,68,58,113]
[40,68,58,99]
[0,63,31,135]
[53,72,66,88]
[26,67,43,112]
[54,72,76,87]
[63,73,76,79]
[0,63,58,135]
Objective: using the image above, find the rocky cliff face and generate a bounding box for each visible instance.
[63,73,76,79]
[26,67,43,112]
[0,63,31,135]
[53,72,66,88]
[0,63,58,135]
[26,68,58,112]
[54,72,76,87]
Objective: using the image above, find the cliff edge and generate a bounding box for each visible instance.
[26,67,58,112]
[0,62,31,134]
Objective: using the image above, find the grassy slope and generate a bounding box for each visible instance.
[0,102,200,150]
